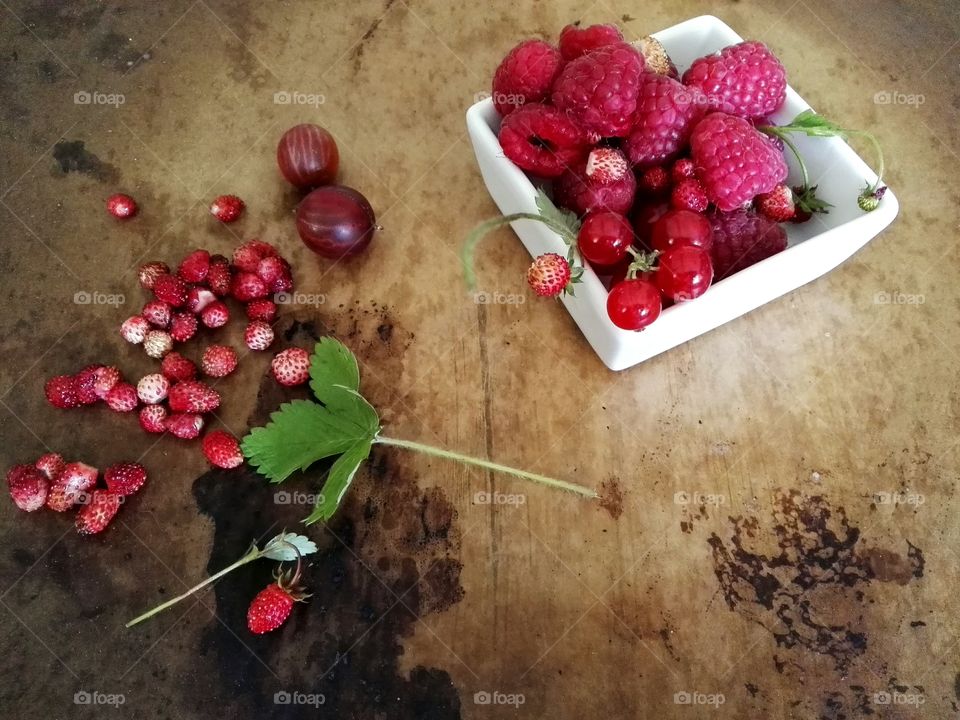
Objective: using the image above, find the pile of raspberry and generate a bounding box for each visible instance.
[491,23,799,329]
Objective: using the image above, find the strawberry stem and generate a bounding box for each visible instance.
[374,435,598,498]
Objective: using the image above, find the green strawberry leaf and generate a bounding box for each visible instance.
[305,439,373,524]
[309,337,360,405]
[261,533,319,561]
[535,189,581,242]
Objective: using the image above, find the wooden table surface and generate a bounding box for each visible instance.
[1,1,957,718]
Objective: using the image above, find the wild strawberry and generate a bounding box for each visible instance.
[177,249,211,283]
[233,239,278,273]
[168,380,221,413]
[138,261,170,290]
[164,413,205,439]
[202,345,238,378]
[246,299,277,323]
[161,352,197,382]
[638,166,670,196]
[210,195,245,223]
[256,256,286,286]
[7,464,49,511]
[35,452,64,480]
[246,566,308,634]
[73,365,102,405]
[106,382,138,412]
[230,272,268,302]
[106,193,137,219]
[169,312,198,342]
[143,330,173,359]
[201,301,229,329]
[46,461,97,512]
[76,490,121,535]
[121,315,151,344]
[270,267,294,294]
[755,183,795,222]
[244,321,274,351]
[671,158,696,182]
[186,287,216,314]
[45,375,79,409]
[526,253,571,297]
[206,255,232,296]
[202,430,243,469]
[271,348,311,387]
[670,178,709,213]
[153,274,188,307]
[93,366,121,399]
[139,404,168,433]
[104,462,147,496]
[142,300,172,328]
[136,373,170,404]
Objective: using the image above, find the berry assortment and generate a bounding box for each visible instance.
[467,21,887,333]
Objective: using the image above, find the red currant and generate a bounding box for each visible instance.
[630,201,670,248]
[650,209,713,252]
[607,278,662,330]
[655,246,714,303]
[577,212,634,267]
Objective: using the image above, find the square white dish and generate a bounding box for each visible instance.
[465,14,899,371]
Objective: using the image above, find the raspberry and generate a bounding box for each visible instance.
[246,299,277,323]
[202,430,243,469]
[142,300,172,328]
[551,42,645,138]
[177,249,210,283]
[682,41,787,121]
[139,405,168,433]
[670,178,709,213]
[708,209,788,279]
[161,352,197,382]
[498,103,588,178]
[271,348,311,387]
[558,23,623,61]
[690,113,788,212]
[624,73,703,168]
[244,321,274,351]
[45,375,79,409]
[491,39,564,116]
[202,345,238,378]
[169,311,198,342]
[553,147,636,216]
[526,253,571,297]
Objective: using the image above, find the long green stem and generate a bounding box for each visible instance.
[125,547,260,627]
[763,129,809,189]
[375,435,598,498]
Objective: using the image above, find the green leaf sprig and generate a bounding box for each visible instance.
[461,189,584,296]
[126,532,317,628]
[242,338,597,524]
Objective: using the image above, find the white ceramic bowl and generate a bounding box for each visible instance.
[466,15,899,371]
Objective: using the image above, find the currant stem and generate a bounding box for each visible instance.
[374,435,598,498]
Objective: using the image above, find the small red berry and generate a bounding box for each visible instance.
[168,381,221,414]
[7,464,49,511]
[206,255,232,296]
[639,166,671,196]
[120,315,151,344]
[526,253,571,297]
[136,373,170,404]
[246,299,278,323]
[73,365,102,405]
[650,209,713,252]
[230,272,269,302]
[34,453,65,480]
[755,183,796,222]
[138,261,170,290]
[671,158,696,182]
[153,274,188,307]
[202,430,243,469]
[142,300,172,328]
[246,569,308,634]
[164,413,205,440]
[76,490,121,535]
[670,178,709,213]
[177,249,211,283]
[105,382,139,412]
[161,352,197,382]
[577,212,634,267]
[106,193,137,219]
[143,330,173,359]
[186,287,216,314]
[92,366,121,399]
[655,246,714,303]
[202,345,238,378]
[139,405,168,434]
[46,461,97,512]
[201,301,229,329]
[210,195,245,223]
[607,278,662,331]
[45,375,79,409]
[233,239,278,273]
[244,321,274,351]
[104,462,147,496]
[271,348,310,387]
[169,312,198,342]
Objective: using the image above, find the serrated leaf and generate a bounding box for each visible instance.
[535,189,580,242]
[309,337,360,406]
[326,384,380,435]
[262,533,319,561]
[241,399,371,483]
[304,439,373,524]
